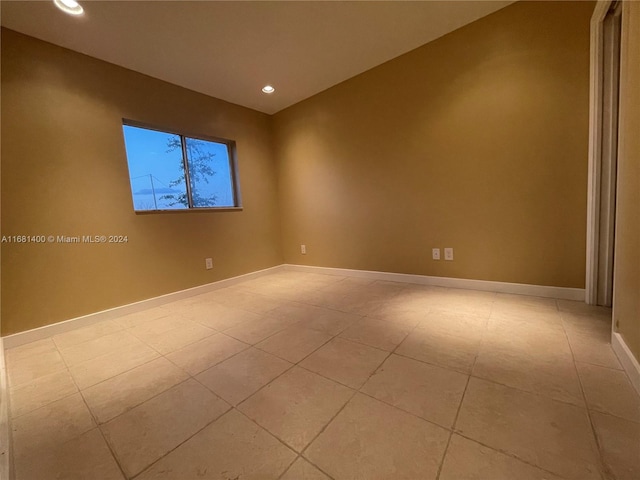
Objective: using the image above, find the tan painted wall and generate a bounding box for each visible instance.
[1,0,601,336]
[1,29,283,335]
[613,1,640,362]
[273,1,593,288]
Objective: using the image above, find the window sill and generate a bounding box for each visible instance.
[134,207,243,215]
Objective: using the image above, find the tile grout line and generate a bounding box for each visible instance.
[19,334,223,480]
[570,360,640,422]
[95,375,196,426]
[125,320,218,357]
[133,282,354,478]
[293,362,364,392]
[58,331,164,390]
[559,312,611,480]
[275,458,300,480]
[330,332,407,356]
[231,312,354,412]
[9,390,79,421]
[152,345,304,477]
[466,300,493,382]
[128,304,338,476]
[228,334,359,468]
[135,319,616,476]
[297,388,359,459]
[453,431,581,479]
[130,403,236,480]
[275,447,336,480]
[435,299,496,480]
[392,350,472,376]
[219,288,360,344]
[559,310,629,380]
[162,332,253,378]
[6,275,613,479]
[435,307,491,480]
[468,372,591,410]
[93,420,130,480]
[120,293,323,476]
[253,328,338,367]
[51,322,126,352]
[183,283,582,480]
[435,375,471,480]
[287,448,337,480]
[465,302,608,410]
[13,345,192,422]
[232,291,372,479]
[201,357,296,412]
[6,275,363,480]
[436,298,588,480]
[290,307,427,477]
[78,354,189,415]
[353,388,457,434]
[71,353,160,390]
[295,299,596,443]
[53,339,130,480]
[223,408,298,474]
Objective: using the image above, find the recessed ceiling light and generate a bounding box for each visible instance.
[261,85,275,94]
[53,0,84,16]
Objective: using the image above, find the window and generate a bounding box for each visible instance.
[122,122,240,211]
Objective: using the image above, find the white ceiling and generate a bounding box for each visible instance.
[1,1,514,114]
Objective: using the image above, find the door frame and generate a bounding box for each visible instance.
[586,0,618,305]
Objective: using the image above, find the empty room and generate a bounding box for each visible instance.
[0,0,639,479]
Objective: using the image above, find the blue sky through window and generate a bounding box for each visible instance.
[123,126,187,211]
[122,125,236,211]
[185,137,235,207]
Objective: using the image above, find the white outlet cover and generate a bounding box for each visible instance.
[444,248,454,261]
[432,248,440,260]
[301,244,307,254]
[205,258,213,269]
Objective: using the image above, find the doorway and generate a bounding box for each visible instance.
[586,0,622,307]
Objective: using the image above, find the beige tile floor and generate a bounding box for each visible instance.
[4,271,640,480]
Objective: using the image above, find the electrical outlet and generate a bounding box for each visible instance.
[432,248,441,260]
[301,244,307,255]
[205,258,213,269]
[444,248,454,261]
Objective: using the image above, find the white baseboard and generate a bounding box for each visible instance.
[612,331,640,397]
[283,264,586,301]
[2,265,284,350]
[0,338,10,480]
